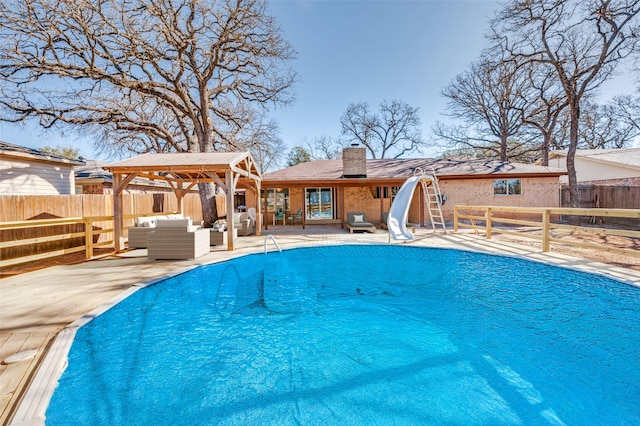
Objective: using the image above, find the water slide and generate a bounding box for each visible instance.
[387,175,435,242]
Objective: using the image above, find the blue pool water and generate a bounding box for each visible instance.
[46,245,639,425]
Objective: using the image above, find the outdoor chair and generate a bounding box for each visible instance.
[274,208,285,225]
[381,211,389,230]
[247,207,256,222]
[288,208,303,225]
[381,211,416,233]
[147,218,209,260]
[233,211,255,236]
[346,212,376,233]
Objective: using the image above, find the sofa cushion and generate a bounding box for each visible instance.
[156,218,192,228]
[136,216,157,228]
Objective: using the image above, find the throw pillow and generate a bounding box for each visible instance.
[353,214,364,223]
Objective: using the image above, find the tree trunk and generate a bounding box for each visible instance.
[198,182,218,228]
[500,134,508,161]
[567,103,580,209]
[540,133,550,166]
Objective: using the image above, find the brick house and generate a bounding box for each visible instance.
[262,147,567,228]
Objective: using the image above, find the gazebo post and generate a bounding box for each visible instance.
[226,169,235,251]
[255,180,261,236]
[113,173,125,252]
[176,190,185,216]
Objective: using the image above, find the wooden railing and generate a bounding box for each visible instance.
[0,213,164,269]
[453,206,640,257]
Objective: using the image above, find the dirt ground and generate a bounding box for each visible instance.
[491,230,640,272]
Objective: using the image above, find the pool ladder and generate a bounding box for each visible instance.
[264,235,282,254]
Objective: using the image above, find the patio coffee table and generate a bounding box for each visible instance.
[210,227,238,246]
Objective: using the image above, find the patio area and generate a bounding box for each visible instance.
[1,226,639,424]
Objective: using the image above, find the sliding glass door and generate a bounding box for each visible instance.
[305,188,333,220]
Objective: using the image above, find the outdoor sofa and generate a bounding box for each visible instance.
[128,214,185,249]
[346,212,376,233]
[147,218,209,260]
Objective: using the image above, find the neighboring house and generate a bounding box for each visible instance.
[75,160,190,194]
[543,148,640,212]
[546,148,640,184]
[262,146,567,227]
[0,141,85,195]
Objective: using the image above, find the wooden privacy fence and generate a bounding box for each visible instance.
[0,194,204,269]
[561,184,640,228]
[454,205,640,257]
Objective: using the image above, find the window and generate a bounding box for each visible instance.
[370,186,400,199]
[370,187,388,199]
[305,188,334,220]
[262,188,289,212]
[494,178,522,195]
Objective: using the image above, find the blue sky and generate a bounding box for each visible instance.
[0,0,634,159]
[267,0,500,158]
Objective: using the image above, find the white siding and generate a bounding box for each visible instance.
[0,157,76,195]
[552,157,639,183]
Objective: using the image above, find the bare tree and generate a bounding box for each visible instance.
[238,115,286,174]
[493,0,640,207]
[612,94,640,133]
[578,99,637,148]
[340,100,426,159]
[436,57,533,161]
[304,135,343,160]
[0,0,296,225]
[517,64,568,165]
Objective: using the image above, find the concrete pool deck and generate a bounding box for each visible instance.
[1,227,639,424]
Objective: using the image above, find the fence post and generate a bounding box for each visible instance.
[453,206,458,232]
[486,208,492,239]
[85,217,93,259]
[542,209,550,252]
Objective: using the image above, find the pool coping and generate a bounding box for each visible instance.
[6,234,639,425]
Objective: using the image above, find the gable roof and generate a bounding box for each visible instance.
[548,148,640,170]
[0,141,85,166]
[104,151,261,181]
[264,157,566,186]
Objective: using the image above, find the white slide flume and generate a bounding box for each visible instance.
[387,176,425,241]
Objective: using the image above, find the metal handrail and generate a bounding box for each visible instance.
[263,235,282,254]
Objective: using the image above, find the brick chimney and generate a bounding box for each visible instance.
[342,144,367,178]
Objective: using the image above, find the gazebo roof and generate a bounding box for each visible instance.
[104,152,261,186]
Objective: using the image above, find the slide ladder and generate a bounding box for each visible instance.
[417,167,447,233]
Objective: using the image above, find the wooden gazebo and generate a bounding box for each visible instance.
[104,152,261,251]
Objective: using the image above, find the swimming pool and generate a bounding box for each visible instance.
[45,245,639,424]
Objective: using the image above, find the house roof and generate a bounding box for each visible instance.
[75,160,176,189]
[75,160,111,180]
[0,141,85,166]
[264,157,566,186]
[548,148,640,170]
